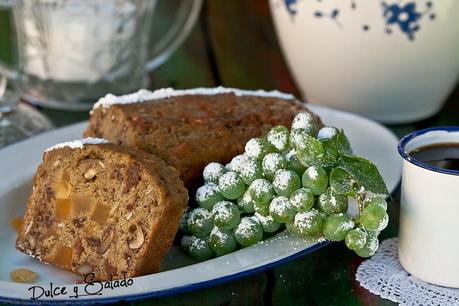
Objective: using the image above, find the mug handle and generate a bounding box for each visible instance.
[145,0,203,72]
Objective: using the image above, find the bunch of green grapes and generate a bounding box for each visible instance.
[180,112,389,260]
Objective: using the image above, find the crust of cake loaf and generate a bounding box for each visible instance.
[16,143,188,280]
[84,93,322,189]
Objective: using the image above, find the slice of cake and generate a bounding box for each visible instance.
[16,138,188,281]
[84,87,323,189]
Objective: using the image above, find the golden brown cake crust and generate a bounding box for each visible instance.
[16,143,188,281]
[84,93,322,189]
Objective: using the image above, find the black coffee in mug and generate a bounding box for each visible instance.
[410,143,459,171]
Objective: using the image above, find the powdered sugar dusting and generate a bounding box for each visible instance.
[211,201,234,221]
[188,208,211,229]
[93,86,295,109]
[249,179,273,198]
[210,226,230,242]
[317,127,338,140]
[378,214,389,232]
[189,236,210,251]
[234,217,260,239]
[267,127,289,151]
[273,170,296,191]
[305,166,319,180]
[218,172,243,189]
[269,196,291,215]
[196,183,221,203]
[294,209,322,235]
[203,162,226,183]
[226,154,248,172]
[45,137,109,152]
[239,159,261,181]
[262,153,286,174]
[245,139,263,159]
[291,112,314,130]
[334,213,355,232]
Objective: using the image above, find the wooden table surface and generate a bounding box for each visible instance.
[2,1,459,305]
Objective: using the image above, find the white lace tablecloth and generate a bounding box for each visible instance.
[356,238,459,306]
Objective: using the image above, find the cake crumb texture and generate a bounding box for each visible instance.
[16,143,188,281]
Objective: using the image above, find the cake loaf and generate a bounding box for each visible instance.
[84,87,322,189]
[16,138,188,281]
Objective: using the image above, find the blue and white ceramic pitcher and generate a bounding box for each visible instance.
[270,0,459,123]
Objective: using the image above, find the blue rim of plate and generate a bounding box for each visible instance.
[398,126,459,176]
[0,187,400,305]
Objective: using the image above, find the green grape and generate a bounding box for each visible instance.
[180,235,193,253]
[226,154,248,173]
[295,134,324,167]
[249,179,275,204]
[289,188,314,212]
[359,204,389,232]
[203,162,226,184]
[254,212,281,233]
[218,171,246,200]
[319,138,339,167]
[187,208,213,236]
[237,191,256,213]
[285,221,299,235]
[234,217,263,247]
[245,138,274,160]
[322,213,355,241]
[364,195,388,211]
[318,188,348,215]
[254,201,270,216]
[262,153,288,180]
[187,236,214,260]
[179,208,192,235]
[267,125,290,151]
[272,169,301,197]
[285,150,307,176]
[302,165,328,195]
[291,112,318,137]
[269,196,296,223]
[289,129,311,151]
[329,167,357,196]
[345,228,367,251]
[209,227,237,256]
[211,201,241,230]
[355,232,379,257]
[195,183,224,210]
[317,126,338,140]
[239,158,263,185]
[293,209,324,237]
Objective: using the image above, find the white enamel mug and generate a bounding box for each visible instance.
[398,127,459,287]
[269,0,459,123]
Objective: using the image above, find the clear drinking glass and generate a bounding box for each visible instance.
[0,0,202,110]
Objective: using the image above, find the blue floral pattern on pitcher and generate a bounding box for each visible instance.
[279,0,436,41]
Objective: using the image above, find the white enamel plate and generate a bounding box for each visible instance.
[0,104,401,304]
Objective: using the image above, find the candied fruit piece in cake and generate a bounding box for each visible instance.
[16,138,188,281]
[55,199,72,220]
[90,202,111,225]
[51,244,74,269]
[84,87,323,189]
[55,178,72,200]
